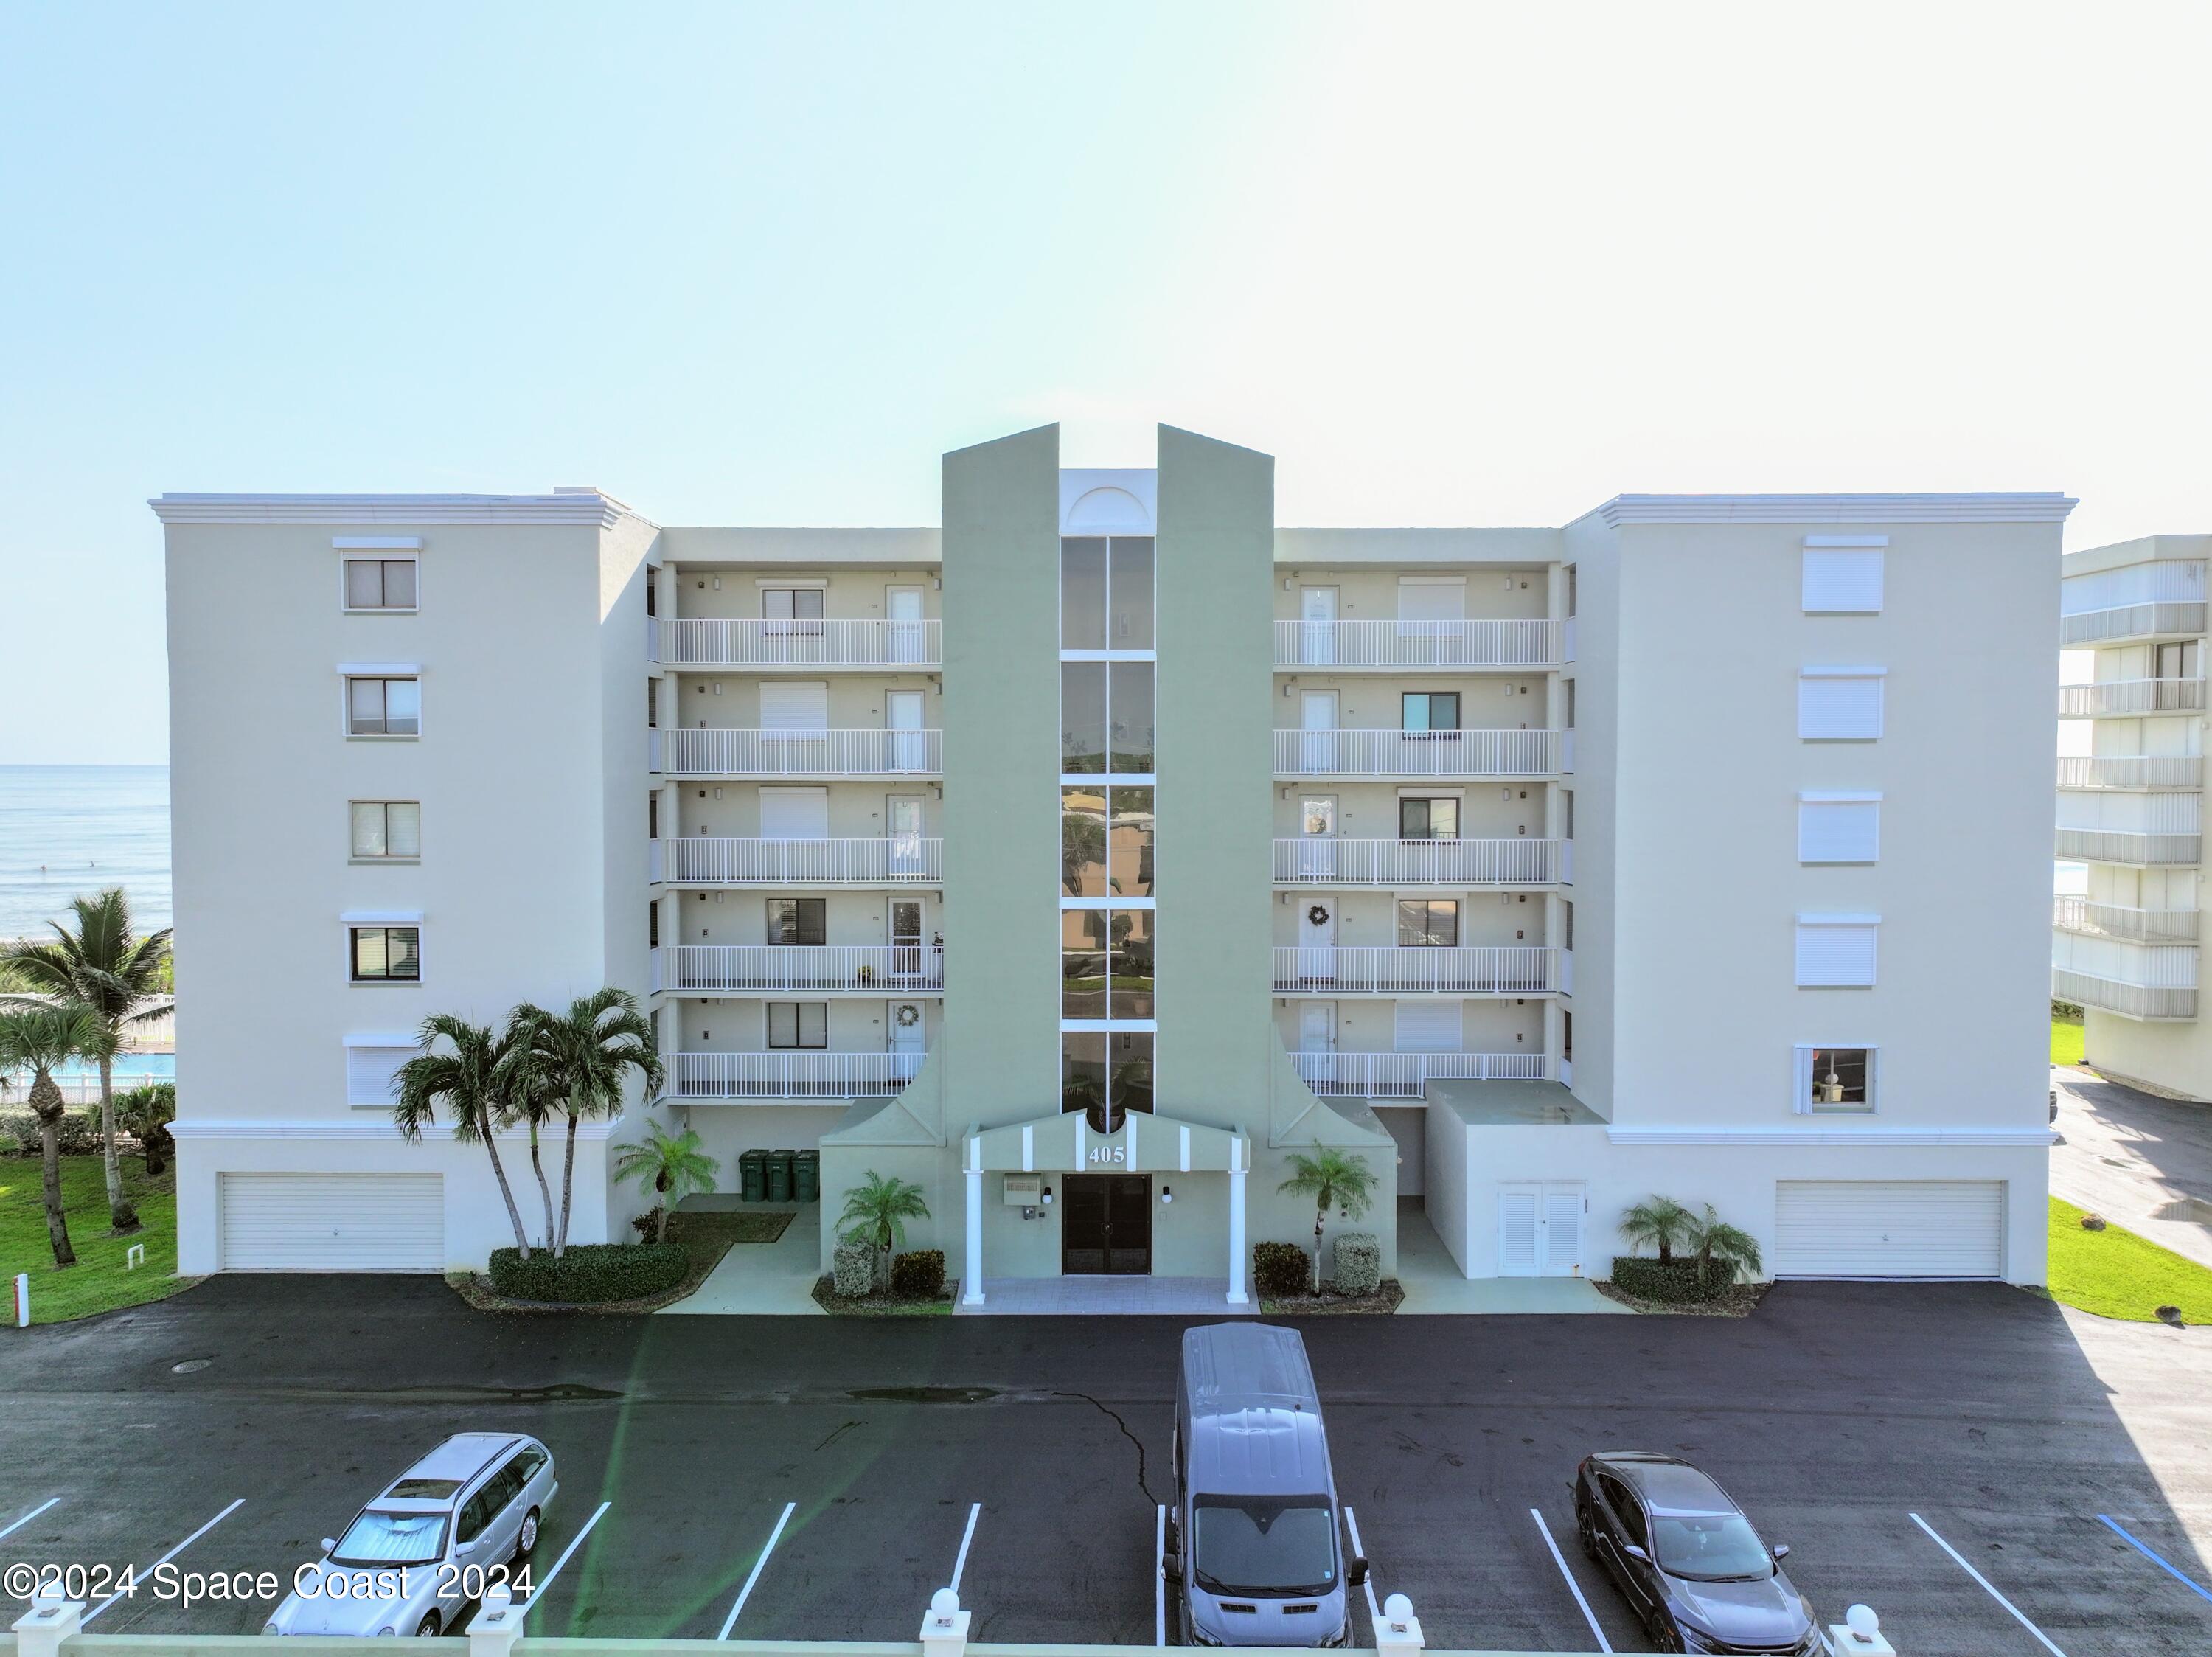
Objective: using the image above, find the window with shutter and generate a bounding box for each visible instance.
[1795,917,1879,987]
[344,1042,414,1107]
[1798,670,1885,740]
[1801,542,1885,612]
[1798,795,1881,863]
[1794,1045,1877,1113]
[759,681,829,733]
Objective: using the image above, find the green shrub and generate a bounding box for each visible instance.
[890,1248,945,1298]
[1254,1240,1311,1299]
[1332,1232,1381,1295]
[832,1237,875,1298]
[1609,1256,1728,1304]
[488,1243,688,1304]
[1,1111,99,1157]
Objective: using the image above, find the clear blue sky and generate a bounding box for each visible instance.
[4,1,2208,764]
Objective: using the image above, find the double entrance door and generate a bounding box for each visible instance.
[1062,1174,1152,1275]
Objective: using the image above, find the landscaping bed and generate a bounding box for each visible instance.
[1259,1278,1404,1316]
[810,1274,956,1316]
[0,1153,198,1326]
[449,1209,751,1315]
[1596,1255,1769,1316]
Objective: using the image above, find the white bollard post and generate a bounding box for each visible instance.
[14,1272,28,1327]
[1829,1603,1895,1656]
[920,1586,970,1657]
[467,1582,524,1657]
[1375,1591,1424,1657]
[13,1591,83,1657]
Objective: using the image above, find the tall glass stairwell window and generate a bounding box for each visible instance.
[1060,535,1156,1130]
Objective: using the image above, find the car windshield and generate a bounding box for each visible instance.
[1193,1496,1338,1596]
[1649,1510,1774,1582]
[330,1510,449,1568]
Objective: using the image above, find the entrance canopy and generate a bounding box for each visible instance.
[967,1110,1246,1176]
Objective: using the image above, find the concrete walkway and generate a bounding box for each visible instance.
[956,1275,1253,1315]
[658,1201,824,1316]
[2052,1066,2212,1271]
[1394,1200,1630,1313]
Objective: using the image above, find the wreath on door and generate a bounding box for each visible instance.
[1306,904,1330,928]
[894,1004,921,1029]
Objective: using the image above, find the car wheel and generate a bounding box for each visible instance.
[1576,1500,1598,1560]
[1645,1608,1681,1653]
[515,1507,541,1559]
[415,1612,441,1638]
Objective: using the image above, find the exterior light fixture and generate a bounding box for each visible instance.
[1041,1185,1054,1205]
[1161,1186,1173,1205]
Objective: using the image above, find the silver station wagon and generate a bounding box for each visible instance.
[265,1432,556,1638]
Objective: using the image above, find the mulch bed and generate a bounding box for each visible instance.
[446,1209,754,1316]
[810,1275,956,1316]
[1593,1278,1771,1316]
[1260,1278,1405,1316]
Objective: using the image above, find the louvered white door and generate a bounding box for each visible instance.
[219,1173,443,1272]
[1498,1187,1540,1275]
[1543,1185,1584,1274]
[1498,1181,1585,1276]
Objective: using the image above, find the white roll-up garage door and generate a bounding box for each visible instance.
[219,1173,445,1272]
[1774,1180,2004,1279]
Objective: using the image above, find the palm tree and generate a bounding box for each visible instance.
[0,1004,111,1267]
[507,989,663,1256]
[115,1080,176,1176]
[393,1015,533,1258]
[1618,1195,1696,1268]
[612,1122,720,1243]
[1686,1203,1764,1285]
[836,1170,930,1290]
[495,1009,565,1250]
[1277,1144,1377,1294]
[1,889,173,1233]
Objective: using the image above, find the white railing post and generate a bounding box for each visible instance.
[921,1587,970,1657]
[1374,1592,1424,1657]
[469,1583,524,1657]
[12,1594,83,1657]
[1828,1604,1894,1656]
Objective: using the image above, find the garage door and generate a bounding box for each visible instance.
[219,1173,445,1272]
[1774,1180,2004,1279]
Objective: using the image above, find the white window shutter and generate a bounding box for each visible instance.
[344,1044,413,1107]
[1798,673,1885,739]
[1396,579,1463,622]
[759,681,829,731]
[1795,920,1879,987]
[1803,546,1884,611]
[1798,797,1880,863]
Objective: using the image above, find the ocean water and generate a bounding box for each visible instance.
[0,766,172,940]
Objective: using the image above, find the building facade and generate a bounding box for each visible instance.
[2053,535,2211,1097]
[156,426,2067,1292]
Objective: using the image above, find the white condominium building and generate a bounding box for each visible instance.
[156,425,2067,1293]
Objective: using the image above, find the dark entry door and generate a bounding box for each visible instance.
[1062,1175,1152,1275]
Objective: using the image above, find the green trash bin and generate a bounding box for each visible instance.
[794,1149,820,1205]
[739,1148,767,1204]
[765,1148,796,1204]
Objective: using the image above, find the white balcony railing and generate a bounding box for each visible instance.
[666,1050,924,1100]
[2059,679,2207,718]
[2053,897,2202,943]
[1271,945,1561,994]
[654,728,942,777]
[661,944,944,993]
[1290,1050,1553,1097]
[2060,562,2206,645]
[2056,755,2205,790]
[2053,828,2202,865]
[1272,837,1568,886]
[655,837,942,886]
[1272,728,1568,778]
[2053,969,2198,1021]
[653,617,941,670]
[1273,619,1564,670]
[2060,602,2208,646]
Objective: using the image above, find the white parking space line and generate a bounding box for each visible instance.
[1909,1512,2068,1657]
[717,1500,796,1641]
[2098,1513,2212,1608]
[0,1498,59,1543]
[1341,1504,1380,1625]
[1154,1504,1166,1647]
[948,1502,981,1595]
[1528,1508,1613,1655]
[83,1498,243,1625]
[524,1499,610,1619]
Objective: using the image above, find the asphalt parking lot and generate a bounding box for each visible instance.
[0,1277,2208,1653]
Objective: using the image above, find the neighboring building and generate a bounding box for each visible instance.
[2053,535,2211,1097]
[155,428,2067,1292]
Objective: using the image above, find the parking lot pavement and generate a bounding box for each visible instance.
[2051,1066,2212,1269]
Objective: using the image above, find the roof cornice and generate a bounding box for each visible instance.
[1585,492,2077,528]
[148,490,650,529]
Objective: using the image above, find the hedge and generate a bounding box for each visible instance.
[1333,1232,1381,1296]
[832,1237,876,1298]
[489,1242,689,1305]
[1609,1256,1730,1305]
[3,1112,100,1158]
[1254,1240,1311,1299]
[890,1248,946,1299]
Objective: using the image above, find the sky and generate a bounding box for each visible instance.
[2,1,2208,765]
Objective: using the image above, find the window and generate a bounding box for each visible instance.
[1797,669,1883,740]
[1111,787,1155,897]
[1061,1029,1153,1122]
[1599,1476,1646,1550]
[2157,639,2201,681]
[1109,661,1155,772]
[1801,540,1885,612]
[350,801,421,860]
[1796,1045,1875,1113]
[349,926,420,983]
[1061,536,1154,650]
[1060,662,1155,775]
[1397,898,1459,947]
[1795,916,1878,987]
[1107,538,1155,647]
[1798,793,1880,863]
[766,899,826,946]
[767,1002,829,1049]
[1402,692,1460,734]
[647,900,659,949]
[762,588,824,635]
[1110,909,1155,1018]
[344,1040,413,1107]
[344,557,418,611]
[347,675,421,737]
[759,681,828,734]
[1399,796,1460,841]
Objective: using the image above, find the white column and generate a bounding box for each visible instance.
[962,1136,985,1306]
[1226,1136,1248,1305]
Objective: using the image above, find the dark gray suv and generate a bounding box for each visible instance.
[1572,1451,1818,1655]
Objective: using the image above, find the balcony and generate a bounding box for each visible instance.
[2053,896,2201,943]
[1274,619,1565,670]
[665,1050,923,1100]
[655,837,942,886]
[2058,679,2206,718]
[1271,945,1562,996]
[658,945,944,995]
[653,728,942,778]
[2053,829,2202,865]
[1272,728,1569,779]
[1272,837,1568,886]
[2059,561,2205,646]
[1290,1050,1554,1097]
[2056,755,2205,790]
[2053,969,2198,1020]
[652,617,941,670]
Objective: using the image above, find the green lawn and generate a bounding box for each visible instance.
[2047,1196,2212,1324]
[0,1153,198,1325]
[2051,1015,2085,1066]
